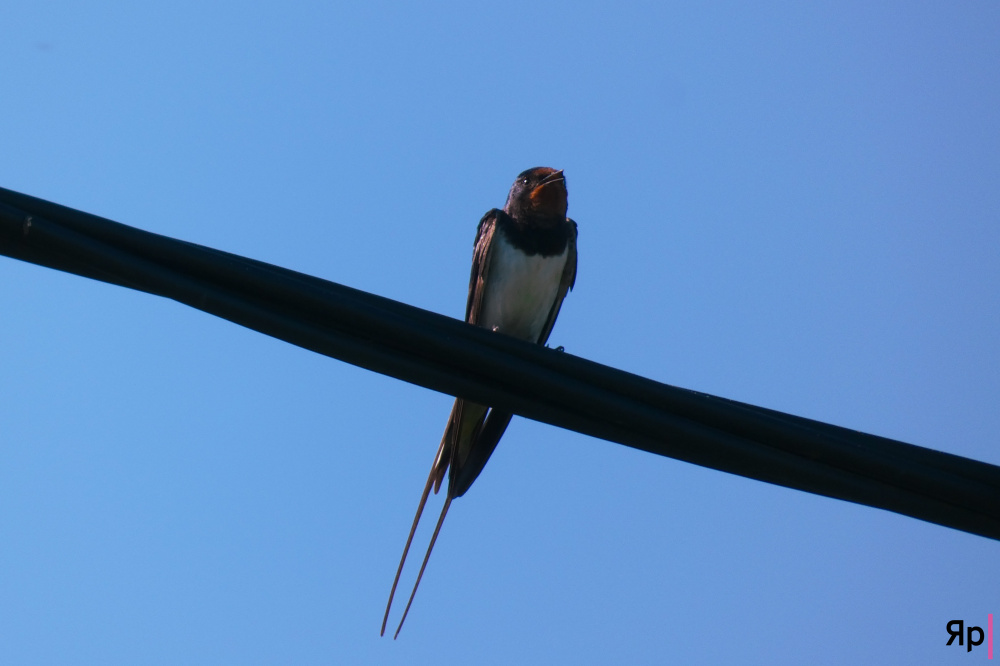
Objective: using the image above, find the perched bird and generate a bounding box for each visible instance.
[381,167,578,638]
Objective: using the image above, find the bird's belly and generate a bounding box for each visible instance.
[478,238,568,343]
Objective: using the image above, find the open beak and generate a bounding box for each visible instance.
[538,169,565,187]
[531,169,565,197]
[529,170,567,216]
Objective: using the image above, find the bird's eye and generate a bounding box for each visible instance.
[520,178,529,185]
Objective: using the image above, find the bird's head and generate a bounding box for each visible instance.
[503,167,568,224]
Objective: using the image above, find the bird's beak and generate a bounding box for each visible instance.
[529,170,567,217]
[539,169,565,186]
[531,169,566,197]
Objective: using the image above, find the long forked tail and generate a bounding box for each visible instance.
[381,401,461,636]
[380,470,435,636]
[393,495,452,639]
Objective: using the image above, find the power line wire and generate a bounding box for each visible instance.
[1,185,998,540]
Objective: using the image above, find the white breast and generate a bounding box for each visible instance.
[478,234,569,343]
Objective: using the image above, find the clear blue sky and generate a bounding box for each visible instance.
[1,2,998,663]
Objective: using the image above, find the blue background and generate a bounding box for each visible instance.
[1,2,997,663]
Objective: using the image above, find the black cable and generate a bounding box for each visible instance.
[1,185,998,540]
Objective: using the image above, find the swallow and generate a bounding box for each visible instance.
[381,167,578,638]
